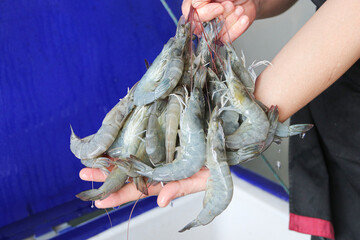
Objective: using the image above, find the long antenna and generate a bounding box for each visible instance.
[160,0,178,26]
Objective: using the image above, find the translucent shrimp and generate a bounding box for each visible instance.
[165,86,185,163]
[179,106,233,232]
[131,88,206,182]
[222,55,270,151]
[133,18,190,107]
[106,105,151,159]
[226,106,279,165]
[70,83,137,160]
[146,101,167,166]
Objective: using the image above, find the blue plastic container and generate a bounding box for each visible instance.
[0,1,182,238]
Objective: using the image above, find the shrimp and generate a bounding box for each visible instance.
[76,166,128,201]
[106,105,151,159]
[70,82,137,160]
[133,18,190,107]
[179,106,233,232]
[146,101,167,166]
[207,68,241,136]
[179,47,200,88]
[226,106,279,165]
[222,55,270,151]
[225,44,255,94]
[165,86,185,163]
[196,19,223,66]
[131,87,206,182]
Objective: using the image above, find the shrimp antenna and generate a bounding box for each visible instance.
[160,0,178,26]
[127,192,143,240]
[104,208,113,228]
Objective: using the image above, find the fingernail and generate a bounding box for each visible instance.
[158,197,166,208]
[80,172,88,179]
[95,200,102,207]
[235,6,244,16]
[240,15,249,26]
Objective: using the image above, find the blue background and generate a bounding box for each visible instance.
[0,0,181,232]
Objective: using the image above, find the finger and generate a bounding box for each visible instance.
[157,168,210,207]
[79,168,109,182]
[195,3,224,22]
[181,0,192,20]
[221,1,235,19]
[95,182,164,208]
[221,15,249,43]
[220,5,244,37]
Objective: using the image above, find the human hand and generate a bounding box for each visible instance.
[181,0,258,43]
[79,167,210,208]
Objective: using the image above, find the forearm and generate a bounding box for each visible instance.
[255,0,297,19]
[254,0,360,122]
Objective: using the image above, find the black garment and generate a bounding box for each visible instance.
[290,60,360,239]
[289,2,360,238]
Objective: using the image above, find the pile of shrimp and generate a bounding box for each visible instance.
[70,16,313,232]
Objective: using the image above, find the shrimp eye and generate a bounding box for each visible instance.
[173,48,182,57]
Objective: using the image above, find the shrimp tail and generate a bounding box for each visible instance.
[227,142,265,165]
[76,189,105,201]
[276,123,314,138]
[178,219,201,233]
[133,176,149,195]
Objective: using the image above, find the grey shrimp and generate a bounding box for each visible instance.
[179,106,233,232]
[133,18,190,107]
[131,88,206,182]
[106,104,151,159]
[226,105,279,165]
[222,55,270,150]
[70,83,137,160]
[208,68,241,136]
[165,86,185,163]
[146,101,167,166]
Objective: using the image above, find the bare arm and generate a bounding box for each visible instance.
[255,0,360,122]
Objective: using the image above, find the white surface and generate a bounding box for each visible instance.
[91,176,309,240]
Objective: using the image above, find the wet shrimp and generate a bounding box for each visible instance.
[70,83,137,160]
[133,18,190,107]
[222,54,270,151]
[146,101,167,166]
[165,86,185,163]
[131,87,206,182]
[106,105,151,159]
[179,106,233,232]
